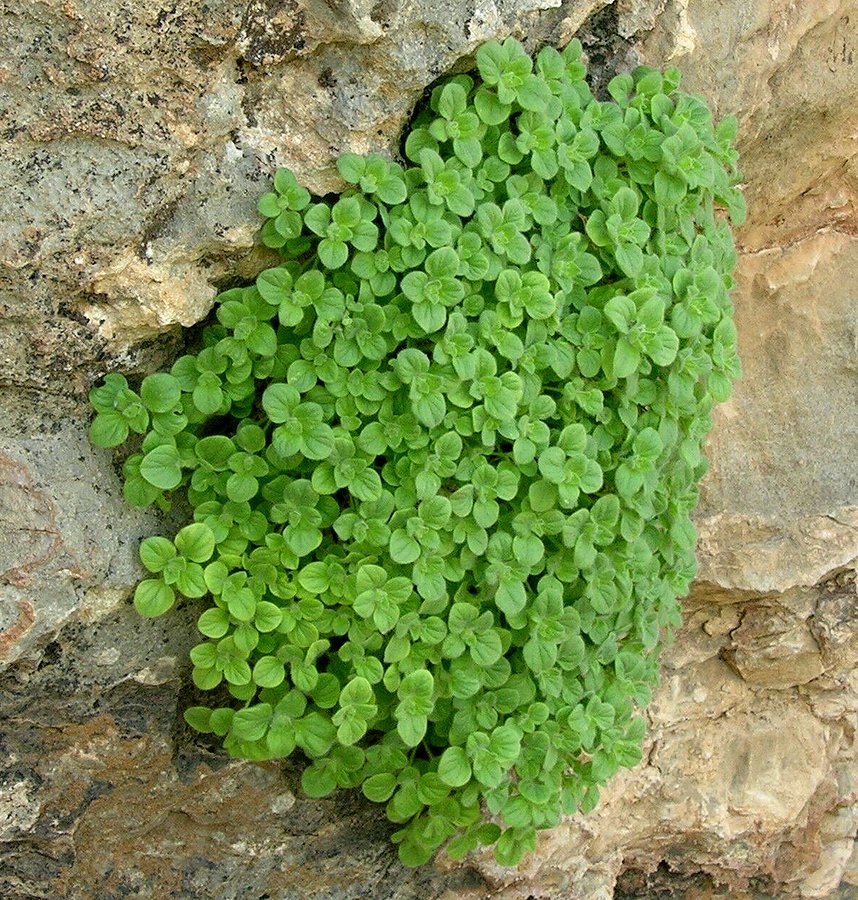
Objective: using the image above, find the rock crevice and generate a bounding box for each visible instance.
[1,0,856,897]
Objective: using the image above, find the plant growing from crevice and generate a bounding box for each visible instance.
[90,36,744,868]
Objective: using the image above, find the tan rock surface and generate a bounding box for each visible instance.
[454,579,857,898]
[696,231,858,593]
[634,0,858,250]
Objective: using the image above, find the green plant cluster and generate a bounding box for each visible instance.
[89,37,743,868]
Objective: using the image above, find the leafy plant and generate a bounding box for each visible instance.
[89,37,744,868]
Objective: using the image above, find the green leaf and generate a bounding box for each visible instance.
[183,706,213,733]
[337,153,364,184]
[255,601,283,632]
[472,753,504,788]
[302,761,338,798]
[227,589,257,622]
[133,579,175,617]
[262,383,299,423]
[174,562,207,598]
[438,746,472,787]
[517,75,551,111]
[140,373,181,413]
[470,629,503,666]
[397,713,428,747]
[192,666,223,691]
[417,772,449,805]
[363,773,397,802]
[399,668,434,704]
[523,637,556,674]
[139,445,183,490]
[232,704,272,741]
[257,193,280,218]
[195,435,235,469]
[298,562,330,593]
[197,607,230,638]
[390,529,421,564]
[301,423,335,460]
[350,467,382,501]
[614,243,643,278]
[412,392,446,428]
[253,656,286,688]
[90,412,130,448]
[474,88,511,125]
[654,171,686,205]
[537,447,566,484]
[174,523,216,562]
[203,561,229,594]
[89,373,128,413]
[495,578,526,618]
[256,267,293,304]
[233,622,259,655]
[296,713,337,758]
[412,299,447,334]
[613,338,641,379]
[376,175,407,206]
[603,295,635,333]
[226,472,257,503]
[139,536,176,573]
[192,378,223,415]
[646,325,679,366]
[319,239,349,270]
[311,674,341,708]
[340,675,374,706]
[494,826,536,866]
[398,837,436,868]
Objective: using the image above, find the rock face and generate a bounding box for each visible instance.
[1,1,856,898]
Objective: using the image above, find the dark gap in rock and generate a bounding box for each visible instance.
[369,0,398,28]
[577,1,637,98]
[138,197,183,258]
[100,680,180,738]
[36,640,63,670]
[616,860,760,899]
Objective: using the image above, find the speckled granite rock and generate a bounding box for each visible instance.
[0,0,607,401]
[1,0,856,898]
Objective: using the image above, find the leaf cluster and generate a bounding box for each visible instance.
[89,37,743,869]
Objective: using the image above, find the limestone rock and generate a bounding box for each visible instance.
[634,0,858,251]
[0,0,598,405]
[693,232,858,594]
[726,600,826,689]
[451,580,858,898]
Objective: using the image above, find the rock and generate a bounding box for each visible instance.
[843,842,858,889]
[634,0,858,600]
[802,840,858,898]
[0,0,596,407]
[0,420,162,668]
[726,600,826,689]
[694,232,858,594]
[634,0,858,251]
[454,581,857,898]
[1,0,858,897]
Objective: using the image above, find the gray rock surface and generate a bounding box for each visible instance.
[1,0,856,897]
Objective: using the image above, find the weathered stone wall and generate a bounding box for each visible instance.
[1,1,856,897]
